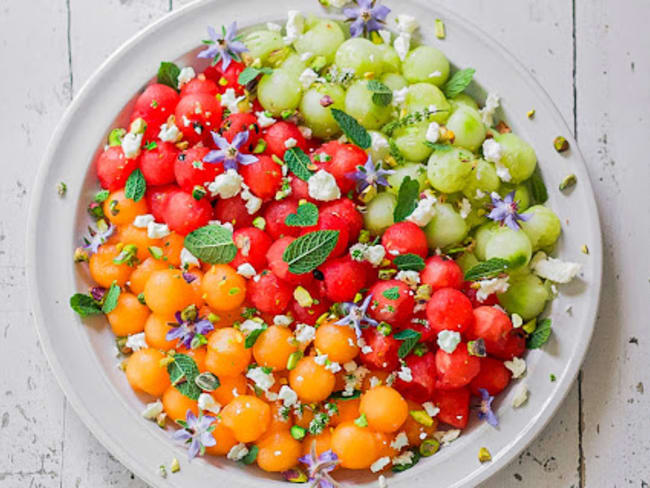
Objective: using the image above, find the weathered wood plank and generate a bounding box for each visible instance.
[575,0,650,486]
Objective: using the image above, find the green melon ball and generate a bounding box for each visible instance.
[520,205,562,250]
[498,273,550,320]
[446,106,486,152]
[462,159,500,201]
[405,83,451,124]
[376,43,401,73]
[484,226,533,268]
[473,222,499,261]
[393,123,434,162]
[364,192,397,236]
[258,70,302,116]
[424,202,468,250]
[450,93,479,111]
[280,54,308,78]
[345,80,393,130]
[294,19,346,64]
[494,133,538,183]
[402,46,450,87]
[380,72,408,91]
[386,162,428,195]
[300,84,346,139]
[335,38,384,77]
[427,147,475,194]
[243,30,285,63]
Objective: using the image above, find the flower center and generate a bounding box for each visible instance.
[360,9,372,22]
[226,146,239,159]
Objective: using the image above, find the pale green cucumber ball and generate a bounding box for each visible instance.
[456,252,480,274]
[450,93,479,111]
[393,123,434,162]
[494,133,537,183]
[386,163,428,195]
[300,84,346,139]
[462,159,500,201]
[484,226,533,268]
[498,273,550,320]
[380,72,408,91]
[367,131,391,162]
[424,202,468,249]
[243,30,285,63]
[446,106,486,152]
[376,44,401,73]
[402,46,450,87]
[474,222,499,261]
[280,54,307,79]
[345,80,393,130]
[405,83,451,124]
[364,192,396,236]
[294,19,346,64]
[335,38,384,77]
[427,147,475,194]
[258,70,302,116]
[520,205,562,250]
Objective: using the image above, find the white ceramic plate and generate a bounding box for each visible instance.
[27,0,602,486]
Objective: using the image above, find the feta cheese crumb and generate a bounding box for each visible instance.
[422,401,440,418]
[512,383,529,407]
[392,451,414,466]
[459,197,472,219]
[284,10,305,44]
[349,243,386,267]
[121,132,143,159]
[425,122,440,143]
[273,315,293,327]
[278,385,298,408]
[378,474,388,488]
[482,138,503,163]
[397,365,413,383]
[198,393,222,415]
[256,110,276,128]
[370,456,391,473]
[532,255,582,284]
[504,357,527,379]
[141,400,163,420]
[326,361,342,374]
[240,184,263,214]
[392,87,408,106]
[394,33,411,61]
[434,429,461,445]
[239,319,264,335]
[295,323,316,344]
[147,221,171,239]
[479,92,500,127]
[284,137,298,149]
[390,432,409,450]
[396,270,420,287]
[227,443,249,461]
[378,29,392,45]
[180,247,200,269]
[437,330,461,354]
[177,67,196,88]
[394,14,419,34]
[158,118,182,142]
[495,161,512,182]
[220,88,246,114]
[236,263,256,278]
[266,22,282,32]
[308,169,341,201]
[133,214,155,228]
[298,68,319,90]
[475,276,510,302]
[298,126,312,139]
[246,366,275,392]
[208,169,243,199]
[511,313,523,328]
[407,194,437,227]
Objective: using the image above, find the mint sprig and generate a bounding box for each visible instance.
[442,68,476,98]
[393,254,425,271]
[167,353,201,400]
[238,66,273,86]
[394,329,422,358]
[331,108,371,149]
[69,294,102,317]
[382,286,400,300]
[101,282,121,314]
[184,225,237,264]
[285,202,319,227]
[527,318,552,349]
[464,258,510,281]
[393,176,420,222]
[124,169,146,202]
[282,230,340,274]
[157,61,181,90]
[367,80,393,106]
[284,147,314,182]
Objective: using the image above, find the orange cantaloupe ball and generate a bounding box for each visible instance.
[125,348,170,397]
[89,244,133,288]
[205,328,251,378]
[162,385,198,424]
[314,321,359,363]
[256,430,302,472]
[106,292,150,336]
[289,356,336,403]
[330,421,379,469]
[143,269,197,316]
[359,386,409,433]
[201,264,247,312]
[103,189,148,226]
[220,395,271,443]
[253,325,298,371]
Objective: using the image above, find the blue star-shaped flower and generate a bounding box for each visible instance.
[477,388,499,427]
[204,130,258,170]
[298,443,341,488]
[171,410,216,460]
[82,223,115,255]
[197,22,248,71]
[344,0,391,38]
[166,311,214,350]
[487,191,530,231]
[335,294,378,338]
[347,155,394,192]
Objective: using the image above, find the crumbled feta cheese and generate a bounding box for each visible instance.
[256,110,276,128]
[295,323,316,344]
[246,366,275,391]
[369,376,381,388]
[236,263,256,278]
[240,184,263,214]
[370,131,390,157]
[158,118,182,142]
[396,270,420,287]
[314,354,328,366]
[482,138,503,163]
[298,126,312,139]
[378,474,388,488]
[390,432,409,450]
[422,402,440,418]
[370,456,391,473]
[284,10,304,44]
[208,219,234,232]
[133,214,155,228]
[476,276,510,302]
[147,221,171,239]
[180,247,200,269]
[392,451,414,467]
[298,68,319,90]
[395,14,419,34]
[495,162,512,182]
[308,169,341,201]
[532,255,582,284]
[198,393,222,415]
[511,313,523,328]
[434,429,461,445]
[392,87,409,106]
[397,365,413,383]
[220,88,246,113]
[343,361,357,373]
[326,361,342,374]
[141,400,163,420]
[284,137,298,149]
[126,332,148,351]
[177,67,196,88]
[407,195,437,227]
[273,315,293,327]
[394,33,411,61]
[459,197,472,219]
[207,169,243,199]
[378,29,392,45]
[266,22,282,32]
[239,319,265,335]
[479,92,500,127]
[512,383,529,407]
[437,330,461,354]
[366,245,387,266]
[425,122,440,143]
[504,357,527,379]
[475,189,486,199]
[278,385,298,408]
[121,132,143,159]
[227,443,249,461]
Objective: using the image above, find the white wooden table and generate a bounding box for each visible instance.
[2,0,648,486]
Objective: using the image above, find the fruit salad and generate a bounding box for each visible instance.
[69,1,583,485]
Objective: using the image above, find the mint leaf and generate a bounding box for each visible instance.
[284,147,314,181]
[285,202,319,227]
[245,323,268,349]
[331,108,371,149]
[527,318,552,349]
[238,66,273,85]
[424,141,453,152]
[393,254,425,271]
[282,230,340,274]
[395,329,422,358]
[240,445,259,465]
[184,225,237,264]
[527,166,548,204]
[464,258,510,281]
[157,61,181,90]
[70,294,102,317]
[167,353,201,400]
[367,80,393,106]
[124,169,146,202]
[393,176,420,222]
[102,282,121,314]
[442,68,476,98]
[382,286,400,300]
[94,189,110,203]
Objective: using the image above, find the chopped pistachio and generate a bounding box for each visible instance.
[148,246,163,260]
[137,293,146,305]
[129,117,147,135]
[434,18,446,39]
[550,373,557,382]
[253,139,267,154]
[57,181,67,197]
[370,30,383,44]
[208,312,220,324]
[522,318,537,334]
[378,268,397,280]
[310,55,327,73]
[496,121,511,134]
[73,247,89,263]
[581,244,589,254]
[291,425,307,440]
[419,438,440,457]
[108,128,126,146]
[553,136,570,153]
[156,412,167,428]
[409,410,434,427]
[293,286,313,308]
[467,338,486,357]
[478,447,492,463]
[358,184,378,203]
[192,185,207,200]
[180,304,198,322]
[175,140,189,150]
[358,229,371,244]
[559,174,577,191]
[282,468,308,483]
[377,322,392,336]
[158,465,167,478]
[281,109,295,120]
[354,413,368,428]
[527,109,536,119]
[170,457,180,473]
[414,284,433,302]
[287,351,303,370]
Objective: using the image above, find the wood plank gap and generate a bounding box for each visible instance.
[66,0,74,99]
[578,369,585,487]
[571,0,578,139]
[58,399,67,488]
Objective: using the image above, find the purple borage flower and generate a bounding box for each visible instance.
[347,155,394,192]
[204,130,258,171]
[166,311,214,350]
[172,410,216,460]
[344,0,391,38]
[335,294,378,339]
[82,223,115,255]
[477,388,499,427]
[487,191,530,231]
[298,443,342,488]
[197,22,248,71]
